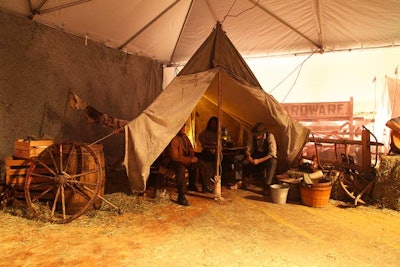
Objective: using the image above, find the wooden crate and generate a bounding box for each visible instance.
[13,139,53,159]
[6,157,31,201]
[5,157,53,201]
[6,157,31,189]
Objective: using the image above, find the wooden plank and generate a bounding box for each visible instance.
[6,156,54,186]
[319,159,364,172]
[282,101,350,120]
[13,139,53,159]
[362,129,371,172]
[349,97,354,139]
[6,157,31,185]
[308,137,383,146]
[14,139,53,150]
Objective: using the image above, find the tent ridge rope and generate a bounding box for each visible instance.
[269,49,317,95]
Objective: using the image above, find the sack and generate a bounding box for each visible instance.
[390,131,400,154]
[386,117,400,133]
[386,117,400,153]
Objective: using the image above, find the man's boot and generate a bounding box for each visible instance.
[177,194,190,206]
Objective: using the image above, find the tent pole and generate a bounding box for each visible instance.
[214,71,223,200]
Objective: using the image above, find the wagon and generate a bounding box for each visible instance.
[309,126,383,205]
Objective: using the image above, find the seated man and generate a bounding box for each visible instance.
[198,116,218,183]
[168,125,213,206]
[244,122,278,195]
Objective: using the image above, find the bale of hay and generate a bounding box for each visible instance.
[373,155,400,210]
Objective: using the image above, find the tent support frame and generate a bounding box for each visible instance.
[247,0,323,51]
[214,71,223,200]
[119,0,181,50]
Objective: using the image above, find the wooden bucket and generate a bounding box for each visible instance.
[300,179,332,208]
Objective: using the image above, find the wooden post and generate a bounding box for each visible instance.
[361,129,371,172]
[189,109,196,149]
[349,97,354,140]
[214,71,222,199]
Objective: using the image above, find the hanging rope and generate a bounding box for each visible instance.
[57,90,71,142]
[221,0,260,24]
[392,65,398,115]
[373,76,377,118]
[269,50,316,96]
[281,61,304,103]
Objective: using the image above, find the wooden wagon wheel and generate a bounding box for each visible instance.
[25,142,102,223]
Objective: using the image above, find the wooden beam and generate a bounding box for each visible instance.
[308,137,383,147]
[361,129,371,172]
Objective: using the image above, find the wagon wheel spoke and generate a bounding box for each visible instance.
[29,172,56,180]
[34,159,58,177]
[59,144,63,173]
[61,185,66,220]
[30,184,56,203]
[46,145,60,175]
[51,185,61,219]
[70,180,100,187]
[68,169,100,180]
[63,143,75,173]
[66,183,93,201]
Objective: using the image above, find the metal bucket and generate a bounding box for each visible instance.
[270,183,290,204]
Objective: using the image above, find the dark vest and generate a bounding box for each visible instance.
[252,133,270,158]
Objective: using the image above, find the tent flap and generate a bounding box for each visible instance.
[124,70,218,192]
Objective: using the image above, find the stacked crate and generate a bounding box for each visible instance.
[13,139,53,159]
[5,157,32,201]
[5,139,53,202]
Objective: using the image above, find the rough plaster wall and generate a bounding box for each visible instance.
[0,11,163,183]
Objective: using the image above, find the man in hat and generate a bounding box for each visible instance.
[168,125,214,206]
[244,122,278,195]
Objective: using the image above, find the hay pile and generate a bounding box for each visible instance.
[1,191,173,225]
[373,155,400,210]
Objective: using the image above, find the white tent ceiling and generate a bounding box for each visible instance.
[1,0,400,65]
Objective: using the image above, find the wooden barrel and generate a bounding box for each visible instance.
[90,144,106,209]
[61,144,106,214]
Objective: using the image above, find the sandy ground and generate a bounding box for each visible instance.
[0,184,399,267]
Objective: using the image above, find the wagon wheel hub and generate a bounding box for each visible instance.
[58,171,72,185]
[56,174,68,185]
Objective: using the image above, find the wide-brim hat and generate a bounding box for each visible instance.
[251,122,267,136]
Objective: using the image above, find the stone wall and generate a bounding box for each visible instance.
[0,11,163,185]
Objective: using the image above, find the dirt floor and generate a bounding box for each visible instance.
[1,183,400,267]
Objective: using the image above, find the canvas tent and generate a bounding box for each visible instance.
[1,0,399,65]
[386,76,400,119]
[124,23,309,193]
